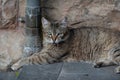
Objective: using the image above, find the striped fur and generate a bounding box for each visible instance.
[11,17,120,73]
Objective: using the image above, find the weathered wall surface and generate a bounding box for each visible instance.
[0,0,25,71]
[0,28,25,71]
[0,0,120,71]
[0,0,18,29]
[43,0,120,30]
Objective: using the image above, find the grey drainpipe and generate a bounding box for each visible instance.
[22,0,42,57]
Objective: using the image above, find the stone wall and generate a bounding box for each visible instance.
[42,0,120,30]
[0,0,120,71]
[0,0,18,29]
[0,0,25,71]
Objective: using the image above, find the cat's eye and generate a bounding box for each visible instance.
[58,33,61,35]
[58,33,63,36]
[60,23,63,26]
[47,32,52,35]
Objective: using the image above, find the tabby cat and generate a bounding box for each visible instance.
[11,17,120,73]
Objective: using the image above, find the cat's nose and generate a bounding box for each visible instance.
[52,40,58,46]
[52,36,57,41]
[53,41,55,43]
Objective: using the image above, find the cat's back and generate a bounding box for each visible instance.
[66,27,120,61]
[68,27,120,48]
[71,27,120,38]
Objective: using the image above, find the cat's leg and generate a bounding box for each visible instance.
[114,56,120,74]
[93,60,116,68]
[115,65,120,74]
[115,66,120,74]
[11,52,62,70]
[94,50,120,68]
[110,50,120,73]
[11,58,29,70]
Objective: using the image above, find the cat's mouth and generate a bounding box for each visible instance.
[53,42,57,46]
[52,41,59,45]
[52,40,65,46]
[49,41,59,46]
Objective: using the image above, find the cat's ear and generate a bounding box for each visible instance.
[60,17,68,28]
[42,17,50,28]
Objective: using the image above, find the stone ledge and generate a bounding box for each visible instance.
[0,62,120,80]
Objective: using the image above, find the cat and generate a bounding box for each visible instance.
[11,17,120,74]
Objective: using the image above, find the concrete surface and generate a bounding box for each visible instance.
[0,62,120,80]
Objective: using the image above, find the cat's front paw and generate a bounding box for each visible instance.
[11,61,22,71]
[115,66,120,74]
[11,63,20,71]
[93,62,103,68]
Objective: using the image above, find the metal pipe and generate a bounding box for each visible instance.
[23,0,42,57]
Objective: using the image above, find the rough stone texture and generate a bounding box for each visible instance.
[0,0,18,29]
[0,0,25,70]
[0,62,119,80]
[58,62,120,80]
[0,0,2,26]
[0,28,25,70]
[1,0,120,71]
[19,0,26,17]
[18,62,120,80]
[42,0,120,30]
[17,0,26,28]
[0,71,17,80]
[17,63,63,80]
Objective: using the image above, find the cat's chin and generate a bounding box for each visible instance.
[47,42,61,46]
[48,42,59,45]
[53,43,58,46]
[46,41,60,44]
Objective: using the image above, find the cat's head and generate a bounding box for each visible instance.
[42,17,69,44]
